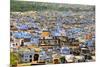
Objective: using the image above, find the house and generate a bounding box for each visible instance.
[60,46,70,56]
[68,38,80,49]
[10,43,20,52]
[53,36,69,46]
[39,38,60,49]
[19,48,35,63]
[18,46,46,63]
[41,28,50,39]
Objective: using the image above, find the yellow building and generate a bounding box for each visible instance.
[41,28,50,38]
[41,31,49,37]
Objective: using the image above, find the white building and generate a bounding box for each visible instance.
[19,48,35,63]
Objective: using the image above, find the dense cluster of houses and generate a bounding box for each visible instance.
[10,9,95,65]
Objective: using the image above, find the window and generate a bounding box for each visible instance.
[25,55,28,58]
[30,55,32,58]
[30,59,32,62]
[82,50,90,54]
[34,54,39,61]
[25,59,27,61]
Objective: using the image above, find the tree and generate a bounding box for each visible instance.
[60,56,67,63]
[10,52,20,67]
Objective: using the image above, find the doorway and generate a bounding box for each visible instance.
[34,54,39,61]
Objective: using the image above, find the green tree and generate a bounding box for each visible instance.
[10,52,20,67]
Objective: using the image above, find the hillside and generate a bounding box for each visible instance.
[10,0,95,12]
